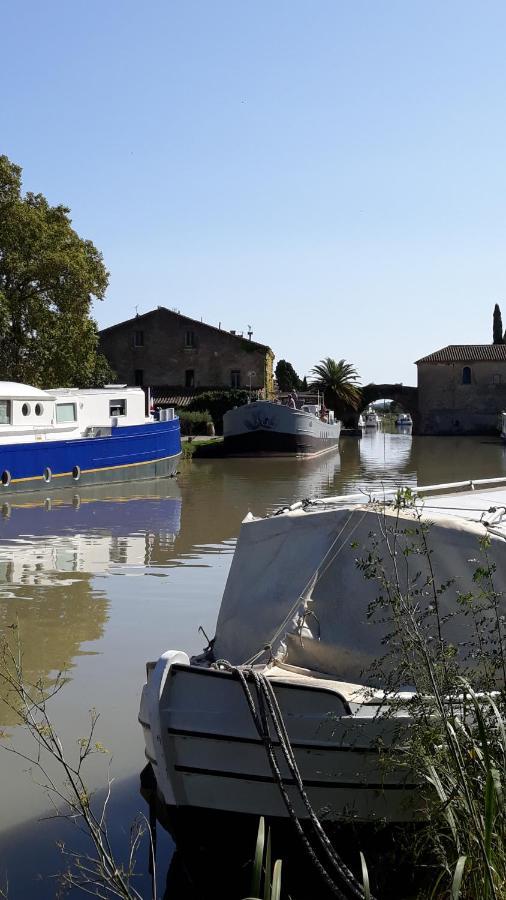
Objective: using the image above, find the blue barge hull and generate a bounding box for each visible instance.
[0,420,181,494]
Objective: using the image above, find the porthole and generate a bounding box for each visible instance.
[43,467,52,483]
[35,403,43,416]
[1,470,11,486]
[72,465,81,481]
[22,403,31,417]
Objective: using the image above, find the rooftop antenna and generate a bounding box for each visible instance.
[135,305,139,317]
[247,324,253,341]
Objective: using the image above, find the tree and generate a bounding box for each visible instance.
[301,376,308,391]
[493,303,504,344]
[310,357,362,411]
[275,359,301,392]
[0,155,113,387]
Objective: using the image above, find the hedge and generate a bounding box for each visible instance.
[176,409,213,436]
[185,390,250,434]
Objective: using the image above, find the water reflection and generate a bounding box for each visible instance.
[0,482,182,726]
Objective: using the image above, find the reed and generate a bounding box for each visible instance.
[357,490,506,898]
[245,817,282,900]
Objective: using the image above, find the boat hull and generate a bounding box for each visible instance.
[223,402,341,458]
[139,657,423,824]
[0,420,181,494]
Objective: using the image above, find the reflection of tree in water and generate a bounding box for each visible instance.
[0,574,108,728]
[0,491,182,726]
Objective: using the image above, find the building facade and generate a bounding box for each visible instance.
[416,344,506,434]
[99,308,274,396]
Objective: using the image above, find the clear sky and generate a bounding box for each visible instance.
[2,1,506,386]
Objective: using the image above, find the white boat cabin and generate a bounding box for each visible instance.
[300,403,336,423]
[0,383,153,444]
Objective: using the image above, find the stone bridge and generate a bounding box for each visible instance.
[345,384,419,431]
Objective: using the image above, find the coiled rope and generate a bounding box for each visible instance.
[215,661,375,900]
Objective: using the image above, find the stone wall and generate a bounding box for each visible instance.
[418,361,506,434]
[99,308,274,394]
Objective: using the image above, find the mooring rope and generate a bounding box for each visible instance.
[215,661,375,899]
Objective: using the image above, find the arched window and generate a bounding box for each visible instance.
[462,366,472,385]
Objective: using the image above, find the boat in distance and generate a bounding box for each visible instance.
[0,382,181,494]
[363,410,380,428]
[395,413,413,427]
[139,476,506,825]
[223,398,341,458]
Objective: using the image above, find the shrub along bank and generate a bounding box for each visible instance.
[183,389,250,434]
[176,410,213,436]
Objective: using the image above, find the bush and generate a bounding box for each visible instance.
[186,390,250,434]
[176,409,213,436]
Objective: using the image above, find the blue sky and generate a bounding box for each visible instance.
[2,1,506,385]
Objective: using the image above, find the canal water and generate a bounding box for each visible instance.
[0,430,505,897]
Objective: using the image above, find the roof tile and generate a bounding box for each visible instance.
[416,345,506,364]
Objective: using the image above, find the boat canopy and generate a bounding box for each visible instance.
[0,382,54,399]
[213,498,506,687]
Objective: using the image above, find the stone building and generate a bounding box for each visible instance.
[416,344,506,434]
[99,307,274,396]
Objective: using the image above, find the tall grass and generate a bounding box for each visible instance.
[357,490,506,898]
[246,817,282,900]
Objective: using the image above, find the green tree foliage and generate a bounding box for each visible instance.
[275,359,301,392]
[493,303,504,344]
[301,376,308,391]
[310,357,362,410]
[0,155,113,387]
[187,389,249,434]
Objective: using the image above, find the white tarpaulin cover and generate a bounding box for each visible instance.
[213,497,506,686]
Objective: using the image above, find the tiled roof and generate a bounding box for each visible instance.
[150,387,197,408]
[416,345,506,364]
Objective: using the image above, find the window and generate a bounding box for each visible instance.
[109,399,126,417]
[35,403,44,416]
[0,401,11,425]
[56,402,77,423]
[21,403,31,417]
[462,366,472,385]
[493,373,502,385]
[134,330,144,347]
[185,369,195,388]
[231,370,241,388]
[134,369,144,386]
[185,330,195,348]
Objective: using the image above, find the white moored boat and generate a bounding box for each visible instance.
[363,410,379,428]
[139,478,506,825]
[223,398,341,458]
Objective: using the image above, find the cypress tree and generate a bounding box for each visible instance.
[493,304,504,344]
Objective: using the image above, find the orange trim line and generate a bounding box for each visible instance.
[8,451,181,485]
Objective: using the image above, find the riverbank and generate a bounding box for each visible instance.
[181,435,225,458]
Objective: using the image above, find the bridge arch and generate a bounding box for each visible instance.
[345,384,419,431]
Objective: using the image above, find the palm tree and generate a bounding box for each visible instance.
[310,357,362,411]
